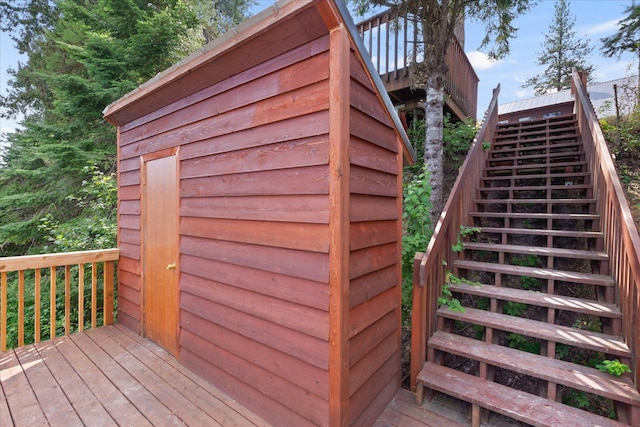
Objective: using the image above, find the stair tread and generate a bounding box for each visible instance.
[482,171,589,181]
[478,227,603,238]
[454,259,614,286]
[429,332,639,405]
[437,306,629,357]
[447,282,620,318]
[485,161,588,172]
[462,242,608,261]
[417,362,628,427]
[488,151,584,163]
[470,211,599,220]
[474,198,596,204]
[491,141,581,152]
[479,185,591,192]
[494,133,580,144]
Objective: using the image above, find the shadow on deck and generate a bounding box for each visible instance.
[1,325,469,426]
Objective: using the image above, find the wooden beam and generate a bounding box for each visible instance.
[328,24,350,427]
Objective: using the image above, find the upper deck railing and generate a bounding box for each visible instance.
[0,248,119,351]
[356,8,479,119]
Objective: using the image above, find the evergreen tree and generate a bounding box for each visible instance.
[601,4,640,86]
[523,0,595,95]
[350,0,534,221]
[0,0,254,256]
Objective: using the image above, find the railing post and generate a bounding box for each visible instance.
[104,260,115,325]
[1,272,6,351]
[410,251,426,392]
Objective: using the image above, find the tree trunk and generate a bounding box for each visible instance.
[423,70,446,224]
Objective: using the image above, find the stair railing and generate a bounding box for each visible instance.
[410,84,500,391]
[572,68,640,388]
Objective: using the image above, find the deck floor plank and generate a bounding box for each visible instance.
[113,324,274,427]
[0,347,48,427]
[68,331,185,426]
[13,344,83,427]
[86,327,222,426]
[33,338,116,427]
[54,333,153,427]
[99,325,257,427]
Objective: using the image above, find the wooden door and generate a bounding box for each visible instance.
[142,151,180,355]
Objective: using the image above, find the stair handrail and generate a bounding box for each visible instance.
[410,84,500,392]
[572,68,640,388]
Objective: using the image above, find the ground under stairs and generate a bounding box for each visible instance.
[416,115,640,426]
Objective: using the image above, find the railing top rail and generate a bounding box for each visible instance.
[419,84,500,280]
[571,68,640,278]
[0,248,119,273]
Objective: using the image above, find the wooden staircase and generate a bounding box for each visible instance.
[415,114,640,426]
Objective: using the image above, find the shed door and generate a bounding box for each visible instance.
[142,152,179,356]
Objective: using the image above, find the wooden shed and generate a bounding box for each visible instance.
[103,0,415,425]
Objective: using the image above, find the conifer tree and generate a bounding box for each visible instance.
[601,4,640,87]
[523,0,595,95]
[0,0,254,256]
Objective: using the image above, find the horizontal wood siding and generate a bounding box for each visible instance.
[348,52,402,425]
[116,35,332,426]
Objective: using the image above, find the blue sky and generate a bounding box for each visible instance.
[1,0,637,134]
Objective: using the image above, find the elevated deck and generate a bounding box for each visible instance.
[1,325,466,426]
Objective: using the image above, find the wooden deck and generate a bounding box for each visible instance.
[0,324,465,426]
[0,325,271,427]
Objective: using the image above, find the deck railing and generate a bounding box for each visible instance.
[410,85,500,391]
[572,68,640,389]
[0,248,119,351]
[355,8,479,119]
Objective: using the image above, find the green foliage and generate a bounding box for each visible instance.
[511,254,541,290]
[562,390,591,409]
[476,297,489,311]
[482,141,491,151]
[596,359,632,377]
[438,284,465,313]
[452,225,480,254]
[511,254,540,267]
[601,109,640,161]
[459,225,481,238]
[601,4,640,60]
[38,165,117,252]
[507,333,540,354]
[451,239,465,253]
[447,271,482,287]
[503,301,528,317]
[573,316,602,333]
[402,166,433,322]
[443,115,479,169]
[0,0,257,256]
[555,343,570,360]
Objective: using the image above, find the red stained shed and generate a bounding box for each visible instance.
[103,0,415,425]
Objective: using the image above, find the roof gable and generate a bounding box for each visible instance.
[103,0,415,163]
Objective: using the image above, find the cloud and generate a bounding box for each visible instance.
[466,51,500,71]
[582,18,622,37]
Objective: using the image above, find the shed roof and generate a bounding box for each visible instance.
[498,75,638,119]
[103,0,415,163]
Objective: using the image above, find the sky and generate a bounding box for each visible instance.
[0,0,637,135]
